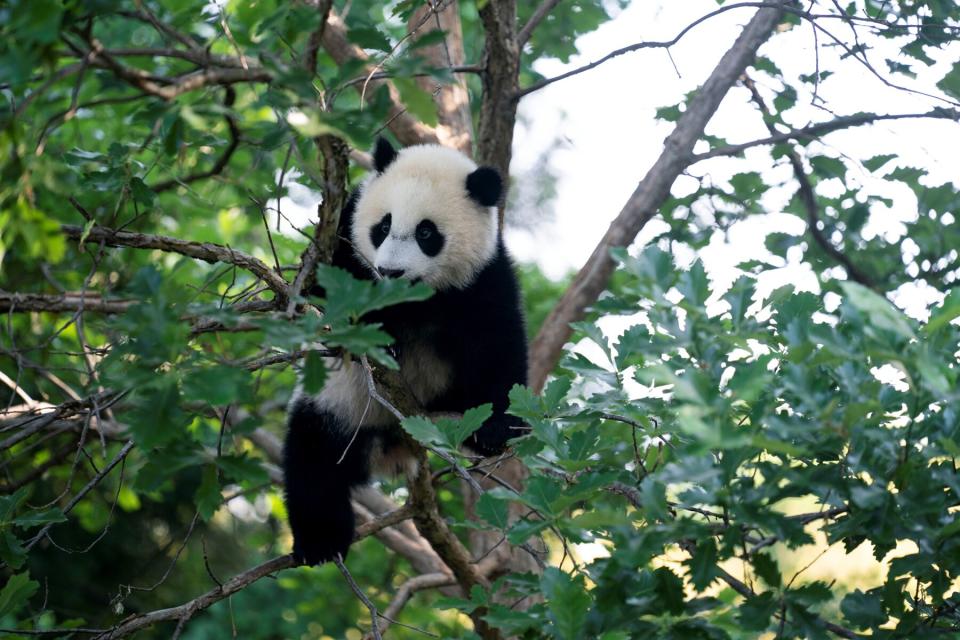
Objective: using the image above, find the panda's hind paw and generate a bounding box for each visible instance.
[293,533,351,566]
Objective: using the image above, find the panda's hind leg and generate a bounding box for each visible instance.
[283,398,376,565]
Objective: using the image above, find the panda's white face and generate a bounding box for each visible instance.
[351,144,500,291]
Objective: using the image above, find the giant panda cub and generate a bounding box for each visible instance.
[283,138,528,566]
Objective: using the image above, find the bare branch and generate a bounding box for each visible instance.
[61,224,289,300]
[691,107,960,162]
[517,1,790,98]
[24,439,135,553]
[528,2,790,392]
[0,391,123,452]
[93,555,297,640]
[79,38,270,101]
[0,292,133,314]
[334,556,383,640]
[66,47,249,69]
[368,572,454,639]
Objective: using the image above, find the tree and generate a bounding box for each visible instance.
[1,0,959,638]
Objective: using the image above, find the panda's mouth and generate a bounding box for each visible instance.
[410,277,422,285]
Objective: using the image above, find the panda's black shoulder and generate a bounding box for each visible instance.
[436,239,527,356]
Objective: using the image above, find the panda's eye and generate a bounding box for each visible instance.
[416,226,432,240]
[370,213,391,248]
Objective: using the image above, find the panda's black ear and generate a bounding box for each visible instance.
[372,137,398,173]
[466,166,502,208]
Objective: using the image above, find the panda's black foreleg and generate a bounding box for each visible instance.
[283,401,373,565]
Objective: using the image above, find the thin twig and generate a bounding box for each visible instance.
[334,555,383,640]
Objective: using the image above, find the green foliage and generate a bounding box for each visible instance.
[2,0,960,638]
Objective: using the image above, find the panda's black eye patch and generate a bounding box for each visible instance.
[415,219,444,257]
[370,213,391,248]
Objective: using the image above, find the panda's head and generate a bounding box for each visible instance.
[351,138,503,291]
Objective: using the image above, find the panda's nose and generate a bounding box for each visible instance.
[378,267,406,279]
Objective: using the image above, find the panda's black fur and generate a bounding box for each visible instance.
[283,139,528,566]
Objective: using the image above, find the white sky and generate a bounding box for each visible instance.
[276,1,959,319]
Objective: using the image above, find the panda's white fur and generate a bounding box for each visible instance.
[352,145,500,290]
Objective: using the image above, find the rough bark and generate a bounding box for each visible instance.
[477,0,520,220]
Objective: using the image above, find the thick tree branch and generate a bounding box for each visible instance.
[477,0,519,206]
[61,224,289,300]
[528,2,791,392]
[741,75,875,288]
[286,135,349,317]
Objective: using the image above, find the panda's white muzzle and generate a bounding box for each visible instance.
[374,235,431,281]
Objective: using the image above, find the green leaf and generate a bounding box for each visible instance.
[0,571,39,618]
[182,365,252,406]
[541,568,591,640]
[126,381,190,449]
[653,567,685,615]
[315,265,433,323]
[752,552,781,587]
[738,591,778,631]
[195,466,222,521]
[0,487,30,524]
[13,507,66,529]
[393,77,438,127]
[0,530,27,569]
[347,26,392,52]
[508,384,544,420]
[301,350,327,394]
[678,260,710,306]
[441,404,492,448]
[685,538,720,591]
[809,155,847,180]
[522,476,563,515]
[936,62,960,100]
[216,454,268,486]
[841,589,887,629]
[862,154,896,172]
[475,493,510,529]
[400,415,446,448]
[542,376,572,413]
[924,288,960,335]
[129,177,156,208]
[840,282,915,340]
